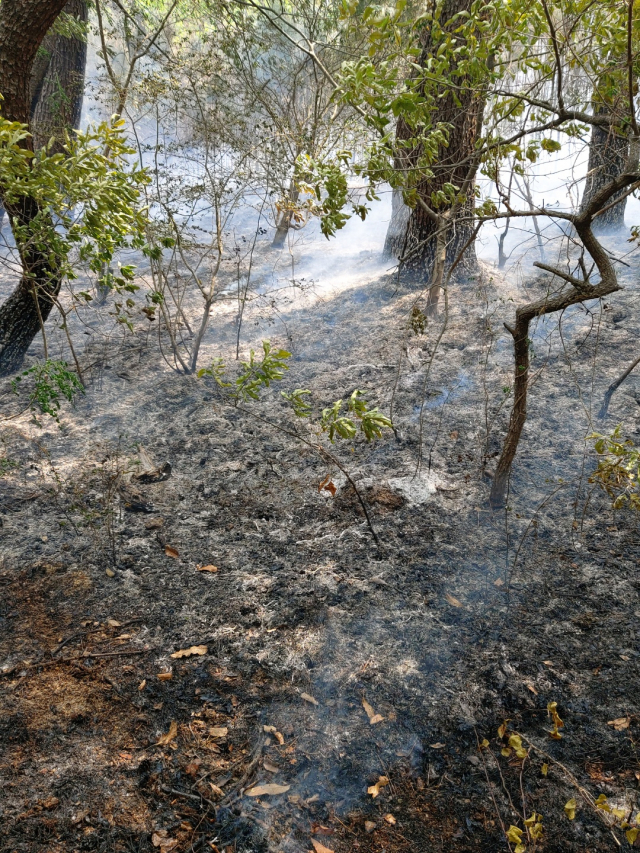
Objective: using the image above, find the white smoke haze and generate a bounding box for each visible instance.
[1,11,640,853]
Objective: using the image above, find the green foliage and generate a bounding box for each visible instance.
[12,360,84,425]
[0,112,149,314]
[589,427,640,510]
[0,457,18,477]
[198,341,292,401]
[319,390,392,443]
[198,341,391,445]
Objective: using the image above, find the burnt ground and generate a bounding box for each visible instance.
[1,237,640,853]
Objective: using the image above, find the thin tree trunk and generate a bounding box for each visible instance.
[0,0,69,376]
[30,0,88,153]
[272,184,299,248]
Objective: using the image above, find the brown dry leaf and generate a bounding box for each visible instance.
[525,681,539,695]
[364,821,376,834]
[449,430,459,440]
[310,840,335,853]
[106,619,121,627]
[384,813,396,826]
[157,671,173,681]
[494,578,504,587]
[264,760,280,773]
[430,742,445,749]
[608,717,631,731]
[543,660,553,666]
[318,475,337,497]
[138,679,146,691]
[152,831,178,852]
[245,783,290,797]
[301,692,319,706]
[444,593,463,608]
[164,545,179,559]
[209,726,228,738]
[362,698,384,725]
[198,564,218,573]
[145,517,164,529]
[263,724,285,744]
[620,655,631,661]
[209,784,224,797]
[156,720,178,746]
[171,645,208,659]
[367,776,389,798]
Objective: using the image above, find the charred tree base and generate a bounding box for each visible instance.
[0,278,59,376]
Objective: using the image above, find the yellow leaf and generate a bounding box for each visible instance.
[245,783,290,797]
[506,825,523,843]
[480,738,490,749]
[564,798,577,820]
[367,776,389,798]
[498,721,509,739]
[627,828,639,845]
[171,645,208,658]
[541,763,548,776]
[444,592,463,608]
[514,846,526,853]
[156,720,178,746]
[501,747,512,757]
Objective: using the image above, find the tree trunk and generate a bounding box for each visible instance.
[581,118,629,231]
[30,0,88,152]
[0,0,69,376]
[385,0,484,282]
[383,187,411,258]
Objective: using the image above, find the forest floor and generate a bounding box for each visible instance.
[1,230,640,853]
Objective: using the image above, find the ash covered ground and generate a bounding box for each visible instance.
[1,217,640,853]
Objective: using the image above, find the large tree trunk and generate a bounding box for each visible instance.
[581,114,628,231]
[385,0,483,282]
[383,188,411,258]
[30,0,88,152]
[0,0,72,376]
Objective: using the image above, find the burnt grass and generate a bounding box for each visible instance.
[1,249,640,853]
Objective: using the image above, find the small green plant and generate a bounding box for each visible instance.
[589,426,640,510]
[12,359,84,425]
[0,457,18,476]
[199,341,392,444]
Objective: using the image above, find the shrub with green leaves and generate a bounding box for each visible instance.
[199,340,392,444]
[589,427,640,510]
[12,359,84,425]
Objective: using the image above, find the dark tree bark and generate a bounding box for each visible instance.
[0,0,71,376]
[30,0,88,152]
[581,116,629,231]
[384,0,484,282]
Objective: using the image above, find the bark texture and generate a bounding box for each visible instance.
[385,0,483,281]
[0,0,69,376]
[581,119,629,231]
[30,0,88,152]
